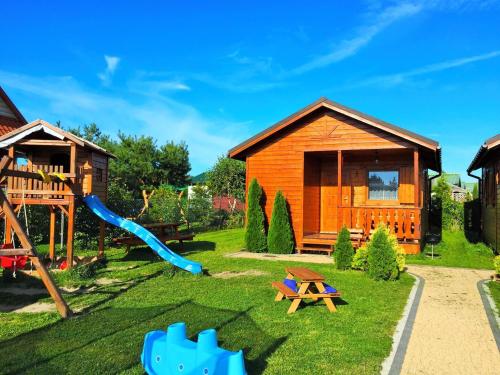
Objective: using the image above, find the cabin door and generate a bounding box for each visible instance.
[320,159,338,233]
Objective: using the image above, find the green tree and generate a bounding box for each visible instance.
[432,176,463,231]
[267,191,294,254]
[185,185,213,228]
[68,124,191,197]
[158,141,191,187]
[148,185,183,224]
[207,156,246,214]
[245,178,267,252]
[66,123,112,147]
[334,227,354,270]
[367,225,398,281]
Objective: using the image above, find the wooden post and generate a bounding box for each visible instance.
[98,220,105,258]
[0,186,71,318]
[4,146,15,244]
[49,206,56,260]
[337,150,343,232]
[413,149,419,207]
[66,197,75,269]
[66,142,77,269]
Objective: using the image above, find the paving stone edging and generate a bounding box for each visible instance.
[380,273,425,375]
[477,279,500,350]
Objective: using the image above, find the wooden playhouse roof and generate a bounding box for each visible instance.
[228,97,441,160]
[467,134,500,172]
[0,86,27,136]
[0,119,114,157]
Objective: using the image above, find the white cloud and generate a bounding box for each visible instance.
[98,55,121,86]
[353,50,500,87]
[289,2,423,75]
[0,69,245,173]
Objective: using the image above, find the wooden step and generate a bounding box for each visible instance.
[297,245,332,255]
[302,237,337,245]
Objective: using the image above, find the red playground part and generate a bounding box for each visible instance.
[0,243,29,270]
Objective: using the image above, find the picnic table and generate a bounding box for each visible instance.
[272,267,341,314]
[113,222,194,252]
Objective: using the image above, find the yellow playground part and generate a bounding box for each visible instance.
[37,169,67,183]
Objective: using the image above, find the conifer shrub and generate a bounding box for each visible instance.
[334,226,354,270]
[267,191,294,254]
[367,225,399,281]
[351,245,369,271]
[245,178,267,252]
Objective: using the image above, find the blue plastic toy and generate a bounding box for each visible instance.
[141,322,247,375]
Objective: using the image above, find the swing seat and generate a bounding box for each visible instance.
[0,243,28,270]
[0,255,28,269]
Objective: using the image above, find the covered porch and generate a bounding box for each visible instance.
[301,148,424,254]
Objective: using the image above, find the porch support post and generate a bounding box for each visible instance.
[337,150,343,232]
[413,149,419,207]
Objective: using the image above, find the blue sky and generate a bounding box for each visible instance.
[1,1,499,179]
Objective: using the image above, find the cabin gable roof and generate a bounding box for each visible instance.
[0,86,27,136]
[467,133,500,172]
[228,97,440,160]
[0,119,114,157]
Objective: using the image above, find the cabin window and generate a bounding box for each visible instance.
[368,170,399,200]
[95,167,103,182]
[49,153,70,173]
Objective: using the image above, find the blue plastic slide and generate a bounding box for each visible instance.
[83,195,202,274]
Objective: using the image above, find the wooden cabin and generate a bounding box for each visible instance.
[467,134,500,251]
[0,119,113,267]
[229,98,441,254]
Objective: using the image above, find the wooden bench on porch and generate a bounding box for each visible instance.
[113,222,194,252]
[298,228,363,255]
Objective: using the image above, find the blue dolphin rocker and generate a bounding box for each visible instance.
[141,322,247,375]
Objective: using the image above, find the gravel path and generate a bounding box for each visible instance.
[400,265,499,375]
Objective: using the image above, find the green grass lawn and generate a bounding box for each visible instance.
[406,230,495,270]
[488,281,500,313]
[0,228,415,374]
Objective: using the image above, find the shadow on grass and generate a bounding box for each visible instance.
[119,240,216,262]
[0,301,287,375]
[76,270,165,315]
[166,240,216,255]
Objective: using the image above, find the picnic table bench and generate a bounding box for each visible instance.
[113,222,194,252]
[272,267,341,314]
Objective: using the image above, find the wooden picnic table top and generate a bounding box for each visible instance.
[142,222,180,229]
[285,267,325,282]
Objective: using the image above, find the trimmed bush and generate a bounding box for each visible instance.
[494,255,500,275]
[267,191,294,254]
[334,227,354,270]
[351,245,369,271]
[245,178,267,252]
[367,225,398,281]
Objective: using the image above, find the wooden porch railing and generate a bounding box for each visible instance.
[338,206,421,240]
[6,164,83,200]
